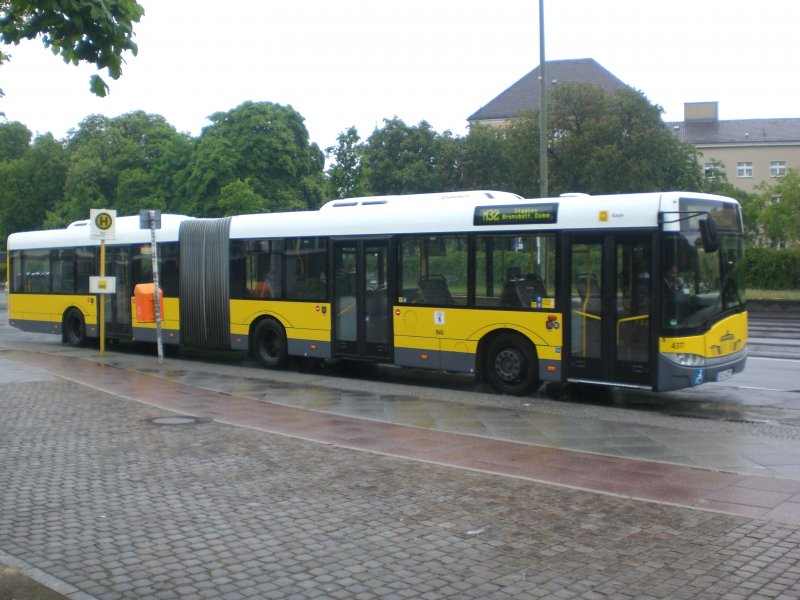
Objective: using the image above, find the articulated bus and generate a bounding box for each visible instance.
[6,190,747,394]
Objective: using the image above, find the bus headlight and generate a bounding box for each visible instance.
[663,352,706,367]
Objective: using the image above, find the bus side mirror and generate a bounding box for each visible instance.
[699,216,719,252]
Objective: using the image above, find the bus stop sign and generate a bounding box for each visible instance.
[90,209,116,240]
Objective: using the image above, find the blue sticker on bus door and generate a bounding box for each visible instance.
[692,369,705,386]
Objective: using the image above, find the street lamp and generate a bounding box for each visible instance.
[539,0,548,199]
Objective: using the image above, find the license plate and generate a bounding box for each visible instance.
[716,368,733,381]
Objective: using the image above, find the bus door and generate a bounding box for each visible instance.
[103,245,132,338]
[332,239,392,360]
[566,234,653,387]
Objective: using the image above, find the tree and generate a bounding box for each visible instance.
[0,120,30,160]
[364,118,450,195]
[0,0,144,96]
[548,84,703,196]
[183,101,325,215]
[753,169,800,247]
[325,126,367,199]
[218,179,266,216]
[0,130,67,246]
[46,111,192,225]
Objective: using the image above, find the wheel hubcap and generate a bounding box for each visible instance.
[495,348,523,382]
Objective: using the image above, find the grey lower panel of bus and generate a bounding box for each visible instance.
[9,319,61,336]
[394,348,475,373]
[229,334,332,359]
[288,339,331,359]
[539,360,561,382]
[179,218,232,350]
[10,318,101,339]
[132,327,180,345]
[231,335,248,351]
[395,347,562,381]
[656,348,747,392]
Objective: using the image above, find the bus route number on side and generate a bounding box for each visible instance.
[473,203,559,227]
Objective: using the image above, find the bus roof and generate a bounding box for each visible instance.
[228,190,736,239]
[7,214,193,250]
[7,191,739,250]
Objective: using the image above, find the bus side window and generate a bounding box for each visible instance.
[233,239,283,300]
[11,251,23,293]
[285,238,325,301]
[476,233,555,309]
[418,275,453,305]
[158,243,180,297]
[399,236,422,303]
[21,249,51,293]
[75,247,97,293]
[52,249,76,293]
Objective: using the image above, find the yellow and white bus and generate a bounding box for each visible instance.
[6,190,747,394]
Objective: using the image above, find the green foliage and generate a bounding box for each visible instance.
[179,135,237,216]
[218,179,266,216]
[547,84,703,195]
[0,0,144,96]
[752,169,800,247]
[740,247,800,290]
[364,118,451,195]
[0,128,67,248]
[185,101,324,215]
[0,104,330,242]
[0,121,31,160]
[45,111,192,226]
[325,126,367,199]
[457,123,534,194]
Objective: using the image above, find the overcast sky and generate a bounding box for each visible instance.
[1,0,798,153]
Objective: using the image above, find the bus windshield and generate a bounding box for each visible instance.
[661,200,745,332]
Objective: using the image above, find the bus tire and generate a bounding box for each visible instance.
[63,308,87,347]
[484,332,540,395]
[252,318,288,369]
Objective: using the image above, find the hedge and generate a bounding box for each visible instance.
[740,247,800,290]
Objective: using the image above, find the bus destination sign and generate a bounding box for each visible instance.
[474,203,558,226]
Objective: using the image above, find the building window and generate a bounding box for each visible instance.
[770,161,786,178]
[736,162,753,178]
[771,195,781,205]
[704,163,714,178]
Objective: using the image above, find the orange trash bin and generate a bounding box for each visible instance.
[134,283,164,323]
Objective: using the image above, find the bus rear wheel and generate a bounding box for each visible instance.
[252,318,289,369]
[484,333,540,395]
[63,308,87,347]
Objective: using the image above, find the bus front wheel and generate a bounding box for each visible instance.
[484,333,540,395]
[63,308,87,347]
[252,318,289,369]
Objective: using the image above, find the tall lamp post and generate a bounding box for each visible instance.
[538,0,548,199]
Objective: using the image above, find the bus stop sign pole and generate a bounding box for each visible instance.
[90,209,117,355]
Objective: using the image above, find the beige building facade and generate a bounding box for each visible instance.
[667,102,800,193]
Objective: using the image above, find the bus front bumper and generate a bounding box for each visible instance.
[656,348,747,392]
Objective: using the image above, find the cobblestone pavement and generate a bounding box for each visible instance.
[3,373,800,599]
